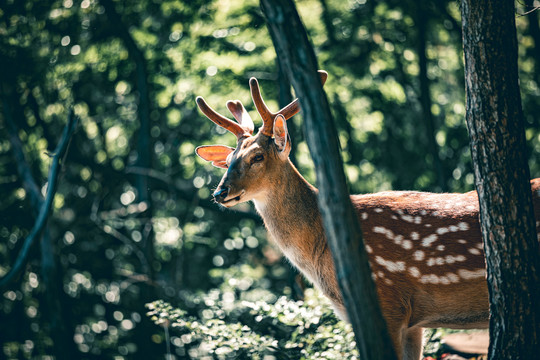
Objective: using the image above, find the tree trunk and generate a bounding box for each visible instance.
[461,1,540,358]
[416,2,447,191]
[101,0,155,276]
[260,1,397,359]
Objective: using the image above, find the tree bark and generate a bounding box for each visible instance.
[260,1,397,359]
[461,1,540,358]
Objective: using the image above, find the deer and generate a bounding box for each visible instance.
[194,71,540,360]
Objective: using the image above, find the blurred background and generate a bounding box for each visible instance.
[0,0,538,359]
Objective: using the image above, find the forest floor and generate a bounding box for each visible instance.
[423,330,489,360]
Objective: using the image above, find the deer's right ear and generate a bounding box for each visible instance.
[273,114,290,158]
[196,145,234,169]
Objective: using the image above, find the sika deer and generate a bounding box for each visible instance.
[195,72,540,360]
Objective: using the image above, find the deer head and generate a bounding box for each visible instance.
[195,71,328,207]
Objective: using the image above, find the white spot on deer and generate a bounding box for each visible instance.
[475,243,483,249]
[468,248,481,255]
[377,271,385,278]
[411,232,420,240]
[372,272,377,280]
[401,214,414,223]
[436,227,449,235]
[373,226,399,242]
[458,239,467,244]
[365,245,373,253]
[397,209,404,215]
[391,215,398,220]
[375,256,406,272]
[421,234,438,247]
[420,210,428,216]
[458,222,470,231]
[419,274,440,284]
[443,255,467,264]
[402,240,412,250]
[449,225,459,232]
[436,244,445,251]
[409,267,421,278]
[444,255,455,264]
[447,273,460,283]
[384,278,394,285]
[432,211,439,217]
[425,223,432,228]
[361,212,368,220]
[414,216,422,224]
[413,250,425,261]
[439,275,451,285]
[427,257,445,266]
[458,269,486,280]
[373,226,387,236]
[374,208,383,213]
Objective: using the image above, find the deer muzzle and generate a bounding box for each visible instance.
[213,187,229,203]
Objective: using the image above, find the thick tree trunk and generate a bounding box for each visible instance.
[461,1,540,358]
[260,1,397,359]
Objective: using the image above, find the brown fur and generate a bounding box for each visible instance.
[196,94,540,360]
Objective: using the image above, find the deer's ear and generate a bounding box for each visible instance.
[196,145,234,169]
[273,115,290,158]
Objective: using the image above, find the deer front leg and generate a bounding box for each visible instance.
[402,326,424,360]
[378,287,421,360]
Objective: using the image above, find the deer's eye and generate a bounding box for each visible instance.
[253,154,264,163]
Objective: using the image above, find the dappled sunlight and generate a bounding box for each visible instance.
[0,0,538,358]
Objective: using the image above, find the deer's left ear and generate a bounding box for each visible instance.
[273,114,290,158]
[195,145,234,169]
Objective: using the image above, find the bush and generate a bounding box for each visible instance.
[147,288,359,359]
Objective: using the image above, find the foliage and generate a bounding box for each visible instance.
[146,287,358,360]
[0,0,538,359]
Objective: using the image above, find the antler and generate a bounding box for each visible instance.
[250,70,328,136]
[226,100,255,135]
[196,96,252,139]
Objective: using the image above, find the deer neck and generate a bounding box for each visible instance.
[252,160,339,301]
[252,159,321,243]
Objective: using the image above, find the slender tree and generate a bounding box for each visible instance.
[0,100,78,359]
[101,0,156,275]
[260,0,397,359]
[416,2,447,191]
[461,0,540,358]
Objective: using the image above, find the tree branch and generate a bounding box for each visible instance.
[0,109,77,290]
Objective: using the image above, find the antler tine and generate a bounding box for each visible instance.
[249,77,275,136]
[276,70,328,120]
[226,100,255,135]
[196,96,249,139]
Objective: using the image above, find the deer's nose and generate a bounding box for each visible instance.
[213,187,229,203]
